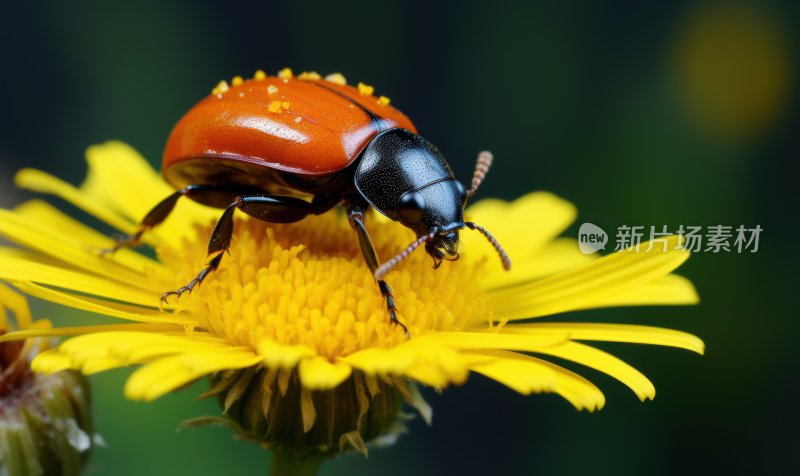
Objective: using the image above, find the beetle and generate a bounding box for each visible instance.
[108,70,511,335]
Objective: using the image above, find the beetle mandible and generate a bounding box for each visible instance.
[107,70,511,335]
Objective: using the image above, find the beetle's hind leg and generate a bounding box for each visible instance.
[100,185,232,255]
[345,202,411,337]
[100,189,184,254]
[161,194,313,307]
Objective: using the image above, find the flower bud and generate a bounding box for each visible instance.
[1,286,95,476]
[207,368,410,458]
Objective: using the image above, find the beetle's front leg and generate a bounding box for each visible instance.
[346,202,410,337]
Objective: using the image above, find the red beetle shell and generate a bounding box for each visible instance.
[162,75,417,190]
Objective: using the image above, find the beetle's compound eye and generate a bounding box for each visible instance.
[398,190,426,225]
[454,180,467,205]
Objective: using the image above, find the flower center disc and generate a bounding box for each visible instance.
[156,212,491,359]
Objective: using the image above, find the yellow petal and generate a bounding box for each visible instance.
[469,350,605,411]
[468,352,558,394]
[480,238,592,288]
[13,200,168,275]
[0,323,180,343]
[31,348,75,373]
[48,332,229,371]
[540,359,606,411]
[339,346,417,374]
[125,351,261,401]
[413,345,470,387]
[31,343,129,375]
[299,357,352,390]
[390,331,567,388]
[16,318,53,357]
[0,246,72,268]
[12,281,196,326]
[532,342,655,400]
[81,356,130,374]
[256,338,315,368]
[78,332,226,361]
[0,281,31,329]
[486,235,692,320]
[586,274,700,309]
[81,141,174,221]
[501,323,705,354]
[342,340,470,387]
[403,362,459,388]
[0,209,153,289]
[463,192,577,262]
[0,255,161,306]
[399,345,470,387]
[15,168,136,233]
[430,331,568,351]
[80,141,218,246]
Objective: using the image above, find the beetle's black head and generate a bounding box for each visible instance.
[399,177,469,267]
[355,128,510,278]
[355,129,467,264]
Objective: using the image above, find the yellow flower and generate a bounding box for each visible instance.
[0,142,702,452]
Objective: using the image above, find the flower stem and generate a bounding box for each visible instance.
[268,449,323,476]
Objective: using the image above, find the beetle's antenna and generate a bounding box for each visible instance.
[467,151,493,197]
[374,232,436,280]
[465,222,511,270]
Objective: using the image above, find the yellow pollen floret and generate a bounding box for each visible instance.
[281,101,290,110]
[254,70,267,81]
[267,85,279,95]
[231,76,244,87]
[298,71,322,81]
[278,67,293,79]
[378,96,391,106]
[358,82,375,96]
[325,73,347,85]
[211,80,229,95]
[268,101,283,113]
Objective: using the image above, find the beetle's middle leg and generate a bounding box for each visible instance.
[345,202,410,337]
[161,194,313,306]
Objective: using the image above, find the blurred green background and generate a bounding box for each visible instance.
[1,1,797,474]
